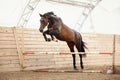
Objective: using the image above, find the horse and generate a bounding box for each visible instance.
[39,12,87,70]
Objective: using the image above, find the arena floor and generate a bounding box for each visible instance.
[0,71,120,80]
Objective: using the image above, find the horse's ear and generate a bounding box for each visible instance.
[39,13,43,17]
[46,14,53,18]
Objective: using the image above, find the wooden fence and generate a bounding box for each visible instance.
[0,26,120,72]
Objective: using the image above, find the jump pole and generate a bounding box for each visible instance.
[31,52,111,73]
[23,52,112,55]
[27,51,112,73]
[33,69,101,73]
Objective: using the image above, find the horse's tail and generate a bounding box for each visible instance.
[81,40,87,52]
[75,32,87,52]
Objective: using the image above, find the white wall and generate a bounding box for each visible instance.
[0,0,120,34]
[0,0,29,26]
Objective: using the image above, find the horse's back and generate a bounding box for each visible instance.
[55,24,79,42]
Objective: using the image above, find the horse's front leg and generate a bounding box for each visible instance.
[43,30,54,41]
[50,35,54,40]
[49,29,60,35]
[43,30,50,41]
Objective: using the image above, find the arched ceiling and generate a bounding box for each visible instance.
[17,0,101,28]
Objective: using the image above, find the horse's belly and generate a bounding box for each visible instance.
[55,33,74,41]
[54,27,75,41]
[54,35,65,41]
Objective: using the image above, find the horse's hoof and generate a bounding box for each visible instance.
[74,68,79,70]
[74,67,78,70]
[53,39,58,42]
[47,38,51,41]
[81,66,84,70]
[55,39,58,42]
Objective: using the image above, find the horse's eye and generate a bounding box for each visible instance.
[40,19,44,22]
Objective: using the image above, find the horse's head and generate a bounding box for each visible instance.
[39,14,49,32]
[39,12,55,32]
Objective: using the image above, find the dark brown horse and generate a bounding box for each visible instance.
[39,12,87,69]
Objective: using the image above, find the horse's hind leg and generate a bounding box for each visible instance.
[72,54,77,69]
[76,44,84,69]
[79,54,83,69]
[50,35,54,40]
[67,42,77,70]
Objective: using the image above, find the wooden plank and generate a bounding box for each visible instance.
[0,49,17,52]
[23,37,44,41]
[24,49,61,52]
[23,41,59,45]
[0,33,14,37]
[16,29,40,35]
[0,37,15,41]
[24,55,54,59]
[0,64,20,68]
[115,62,120,65]
[23,42,58,46]
[24,48,61,52]
[16,28,38,32]
[83,62,112,65]
[24,58,55,63]
[23,65,54,71]
[84,57,112,61]
[0,67,20,72]
[84,59,112,62]
[13,27,24,69]
[0,27,13,33]
[115,35,120,53]
[0,51,17,56]
[24,61,55,67]
[21,41,42,45]
[16,27,38,31]
[24,45,59,49]
[0,41,15,45]
[17,33,42,38]
[112,35,116,73]
[0,56,18,60]
[0,45,16,49]
[21,26,25,53]
[0,59,19,65]
[85,57,112,60]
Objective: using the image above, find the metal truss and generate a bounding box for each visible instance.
[17,0,40,26]
[46,0,94,8]
[74,0,102,32]
[46,0,102,32]
[17,0,101,28]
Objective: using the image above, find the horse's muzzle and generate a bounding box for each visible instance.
[39,29,43,32]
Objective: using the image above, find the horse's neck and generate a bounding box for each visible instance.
[48,17,63,28]
[48,17,74,36]
[48,18,54,26]
[47,18,54,29]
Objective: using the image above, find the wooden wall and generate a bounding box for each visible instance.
[0,27,20,72]
[0,26,119,72]
[115,35,120,73]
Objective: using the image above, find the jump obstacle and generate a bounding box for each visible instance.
[33,69,102,73]
[23,51,112,55]
[23,51,112,73]
[0,27,119,73]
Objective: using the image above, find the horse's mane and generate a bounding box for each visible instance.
[45,12,54,15]
[43,12,62,25]
[49,16,63,26]
[44,12,56,18]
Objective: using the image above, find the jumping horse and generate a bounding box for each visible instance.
[39,12,87,69]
